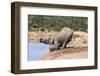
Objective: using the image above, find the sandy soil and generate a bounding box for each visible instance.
[41,47,88,60]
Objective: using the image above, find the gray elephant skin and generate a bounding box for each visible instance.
[40,27,74,51]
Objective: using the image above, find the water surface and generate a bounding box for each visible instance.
[28,43,49,61]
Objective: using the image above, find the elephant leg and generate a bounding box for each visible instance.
[60,41,67,49]
[49,44,58,52]
[64,32,73,48]
[54,39,59,49]
[60,34,73,49]
[67,33,73,43]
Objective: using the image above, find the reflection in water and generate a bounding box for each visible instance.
[28,43,49,61]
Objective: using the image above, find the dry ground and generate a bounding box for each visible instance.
[41,47,88,60]
[28,31,88,60]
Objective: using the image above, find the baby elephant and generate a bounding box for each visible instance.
[40,27,74,51]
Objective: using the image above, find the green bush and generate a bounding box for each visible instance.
[28,15,88,32]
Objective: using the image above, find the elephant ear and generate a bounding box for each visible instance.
[49,37,54,44]
[51,38,54,44]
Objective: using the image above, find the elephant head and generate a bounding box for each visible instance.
[39,35,54,44]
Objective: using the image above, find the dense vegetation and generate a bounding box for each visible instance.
[28,15,88,32]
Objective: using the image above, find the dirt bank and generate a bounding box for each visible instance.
[41,47,88,60]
